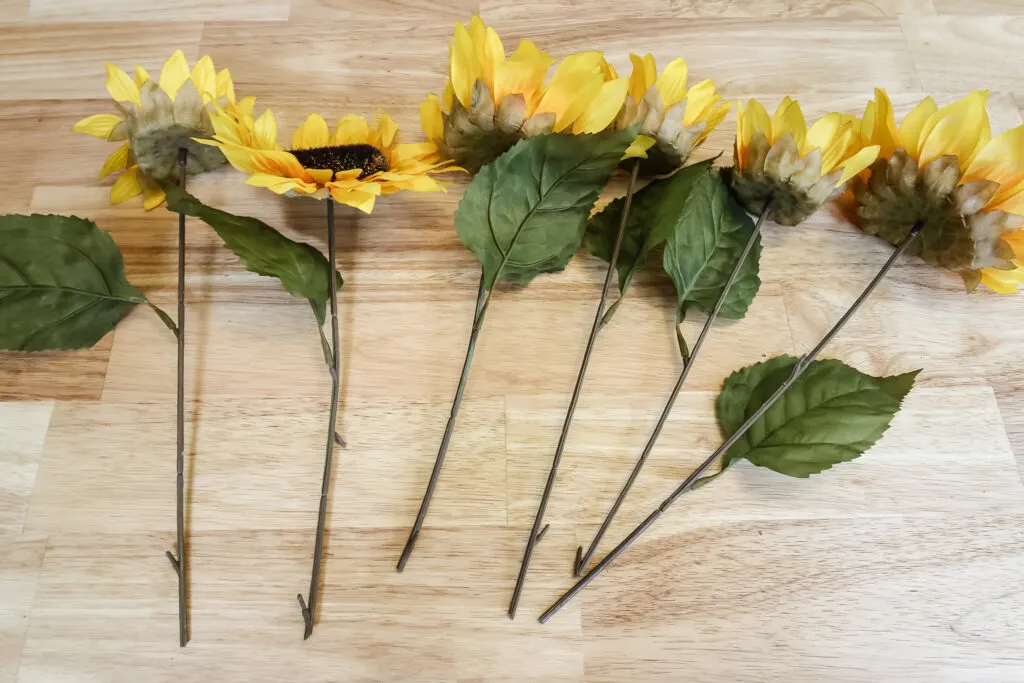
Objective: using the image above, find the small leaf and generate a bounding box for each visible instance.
[662,171,762,322]
[584,159,714,303]
[716,355,921,477]
[165,186,342,324]
[455,129,636,290]
[0,214,148,351]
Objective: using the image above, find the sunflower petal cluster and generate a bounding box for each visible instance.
[728,97,880,226]
[614,53,731,172]
[73,50,244,209]
[202,106,448,213]
[852,89,1024,292]
[420,16,634,170]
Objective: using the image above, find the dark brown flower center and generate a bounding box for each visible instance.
[289,143,388,178]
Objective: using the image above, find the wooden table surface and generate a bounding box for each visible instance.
[2,1,1024,681]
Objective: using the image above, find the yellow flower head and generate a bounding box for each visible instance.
[853,88,1024,293]
[72,50,245,210]
[420,16,630,170]
[729,97,880,225]
[614,53,731,171]
[201,106,449,214]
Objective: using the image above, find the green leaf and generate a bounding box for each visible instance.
[455,129,636,290]
[716,355,921,477]
[0,214,150,351]
[662,171,762,322]
[165,186,342,324]
[583,159,714,300]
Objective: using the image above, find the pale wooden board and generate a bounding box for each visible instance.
[0,538,45,683]
[3,0,1024,681]
[0,403,52,534]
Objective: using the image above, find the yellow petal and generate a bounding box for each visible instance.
[898,96,936,158]
[534,58,604,132]
[493,58,549,110]
[980,264,1024,294]
[104,62,140,105]
[142,183,166,211]
[134,65,152,87]
[72,113,124,139]
[419,95,444,143]
[653,57,688,109]
[450,21,480,109]
[335,114,370,145]
[804,112,844,158]
[245,173,316,195]
[623,134,655,159]
[98,143,131,180]
[190,55,218,103]
[442,80,455,111]
[480,25,504,89]
[918,90,990,170]
[110,166,143,204]
[743,98,772,145]
[836,144,880,185]
[990,177,1024,215]
[330,187,377,213]
[159,50,192,100]
[573,77,629,134]
[252,109,278,150]
[216,68,236,103]
[864,88,899,158]
[374,113,399,149]
[682,79,719,126]
[307,168,334,185]
[627,53,652,104]
[965,125,1024,208]
[771,97,807,150]
[292,113,330,150]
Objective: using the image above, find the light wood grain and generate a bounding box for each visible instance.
[2,1,1024,681]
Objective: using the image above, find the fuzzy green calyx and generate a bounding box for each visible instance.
[726,131,841,226]
[118,79,227,182]
[851,150,1019,290]
[439,79,554,172]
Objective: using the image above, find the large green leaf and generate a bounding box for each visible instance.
[716,355,920,477]
[583,159,714,300]
[0,214,153,351]
[455,129,636,290]
[165,186,342,325]
[662,171,762,322]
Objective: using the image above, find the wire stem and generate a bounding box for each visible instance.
[397,271,491,572]
[297,197,342,640]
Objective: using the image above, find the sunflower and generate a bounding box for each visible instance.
[72,50,245,210]
[420,16,631,171]
[852,88,1024,293]
[727,97,880,226]
[613,53,731,172]
[201,106,448,213]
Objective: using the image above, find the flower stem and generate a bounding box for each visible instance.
[572,197,774,577]
[539,220,924,624]
[163,147,189,647]
[397,270,491,572]
[507,160,642,620]
[297,197,342,640]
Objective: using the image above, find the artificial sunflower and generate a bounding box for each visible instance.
[614,53,731,172]
[73,50,245,210]
[202,106,448,213]
[727,97,880,226]
[852,88,1024,293]
[420,16,631,170]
